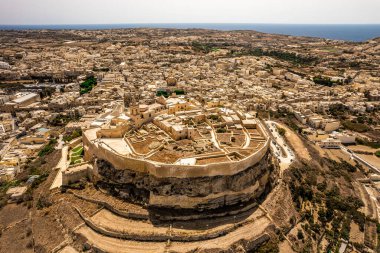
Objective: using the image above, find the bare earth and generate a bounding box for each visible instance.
[276,122,311,161]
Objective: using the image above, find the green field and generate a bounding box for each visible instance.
[70,146,84,165]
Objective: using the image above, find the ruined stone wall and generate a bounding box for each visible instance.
[62,164,90,185]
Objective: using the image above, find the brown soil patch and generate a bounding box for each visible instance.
[217,133,232,143]
[71,185,147,215]
[248,141,264,149]
[0,203,29,228]
[279,240,295,253]
[349,145,379,153]
[196,155,230,165]
[31,207,66,251]
[350,222,364,244]
[131,137,156,154]
[148,150,194,163]
[0,150,81,252]
[357,154,380,168]
[276,122,311,161]
[324,149,355,165]
[0,219,33,253]
[231,134,246,147]
[263,183,299,229]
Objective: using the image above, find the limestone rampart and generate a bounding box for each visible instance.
[95,152,275,211]
[68,137,82,149]
[83,120,276,212]
[83,127,269,179]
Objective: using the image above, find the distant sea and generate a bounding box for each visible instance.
[1,23,380,42]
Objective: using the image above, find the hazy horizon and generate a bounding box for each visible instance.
[2,23,380,26]
[1,0,380,25]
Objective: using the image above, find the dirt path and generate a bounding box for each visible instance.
[276,122,311,161]
[364,185,379,221]
[76,226,166,253]
[279,240,296,253]
[354,182,374,219]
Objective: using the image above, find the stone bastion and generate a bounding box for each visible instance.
[82,121,278,219]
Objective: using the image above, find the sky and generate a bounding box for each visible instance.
[0,0,380,25]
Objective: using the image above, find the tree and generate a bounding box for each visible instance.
[278,127,286,136]
[297,229,304,240]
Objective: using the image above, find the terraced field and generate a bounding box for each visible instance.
[70,145,84,165]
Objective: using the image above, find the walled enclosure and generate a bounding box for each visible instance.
[83,122,278,215]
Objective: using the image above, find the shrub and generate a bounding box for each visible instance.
[38,139,57,157]
[26,228,32,237]
[297,229,304,240]
[26,239,34,248]
[216,128,227,133]
[191,41,218,54]
[233,48,317,65]
[174,89,185,95]
[156,90,169,97]
[208,114,219,121]
[278,127,286,136]
[31,174,48,189]
[256,239,280,253]
[356,137,380,149]
[63,129,82,142]
[80,76,97,95]
[36,195,52,210]
[343,121,370,133]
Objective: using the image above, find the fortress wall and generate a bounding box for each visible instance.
[62,165,90,185]
[95,153,276,210]
[83,133,149,173]
[96,125,130,138]
[68,137,82,148]
[83,119,270,179]
[84,129,269,179]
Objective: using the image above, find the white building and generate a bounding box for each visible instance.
[334,133,356,144]
[320,138,341,149]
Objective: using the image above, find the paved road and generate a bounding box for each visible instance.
[265,121,295,171]
[56,134,64,150]
[340,146,380,173]
[50,146,68,190]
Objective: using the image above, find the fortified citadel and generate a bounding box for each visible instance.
[1,26,380,253]
[80,87,278,220]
